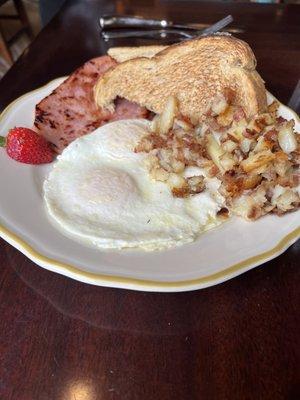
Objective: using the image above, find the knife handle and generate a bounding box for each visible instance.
[99,15,171,29]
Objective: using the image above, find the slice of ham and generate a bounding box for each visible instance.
[111,97,149,122]
[34,55,148,153]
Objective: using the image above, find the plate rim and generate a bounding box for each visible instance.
[0,78,299,291]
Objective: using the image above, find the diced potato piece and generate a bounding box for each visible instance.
[251,185,267,205]
[219,153,236,172]
[206,134,236,172]
[187,176,205,194]
[156,96,178,135]
[144,154,159,170]
[151,167,169,182]
[278,123,297,153]
[211,96,228,115]
[167,173,186,189]
[150,114,160,133]
[135,136,153,152]
[240,138,253,154]
[157,148,173,171]
[174,118,193,131]
[255,113,275,127]
[241,150,275,173]
[206,134,224,172]
[267,101,280,116]
[171,159,185,173]
[228,119,248,142]
[247,118,263,134]
[272,188,299,212]
[231,195,259,220]
[241,174,262,190]
[222,140,238,153]
[253,136,272,153]
[216,105,234,127]
[182,147,190,161]
[273,152,291,177]
[231,186,267,220]
[195,123,209,138]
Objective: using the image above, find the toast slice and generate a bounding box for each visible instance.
[95,36,267,123]
[108,45,167,62]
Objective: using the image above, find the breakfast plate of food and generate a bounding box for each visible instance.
[0,35,299,292]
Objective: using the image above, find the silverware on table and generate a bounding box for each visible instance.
[101,15,234,40]
[100,14,214,31]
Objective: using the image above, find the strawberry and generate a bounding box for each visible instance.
[0,127,54,164]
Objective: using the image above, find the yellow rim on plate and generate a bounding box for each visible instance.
[0,78,299,289]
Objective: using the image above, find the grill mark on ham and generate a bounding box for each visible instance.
[34,55,148,153]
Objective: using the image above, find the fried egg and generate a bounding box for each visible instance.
[44,119,225,250]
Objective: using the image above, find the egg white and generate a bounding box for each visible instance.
[44,119,225,250]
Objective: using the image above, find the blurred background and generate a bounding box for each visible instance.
[0,0,299,79]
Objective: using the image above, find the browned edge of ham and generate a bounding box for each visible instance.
[34,55,148,153]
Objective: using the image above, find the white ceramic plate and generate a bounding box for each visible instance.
[0,78,299,292]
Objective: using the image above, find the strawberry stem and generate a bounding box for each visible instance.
[0,136,6,147]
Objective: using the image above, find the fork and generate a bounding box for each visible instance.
[101,15,234,40]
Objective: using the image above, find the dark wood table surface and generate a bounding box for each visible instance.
[0,1,299,399]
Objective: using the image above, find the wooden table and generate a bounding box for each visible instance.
[0,1,299,399]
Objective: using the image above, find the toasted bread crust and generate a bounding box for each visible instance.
[108,45,167,62]
[95,36,267,121]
